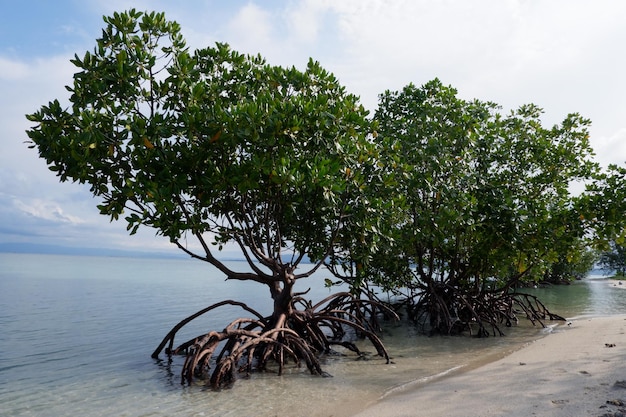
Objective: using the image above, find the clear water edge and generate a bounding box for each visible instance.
[0,253,623,416]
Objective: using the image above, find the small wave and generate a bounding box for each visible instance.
[379,365,466,399]
[541,323,558,334]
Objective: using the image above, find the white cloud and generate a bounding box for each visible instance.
[0,54,76,197]
[0,57,32,80]
[285,0,329,43]
[594,128,626,168]
[227,3,274,52]
[13,198,86,224]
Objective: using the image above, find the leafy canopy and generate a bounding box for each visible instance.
[26,10,377,284]
[578,164,626,248]
[371,79,598,290]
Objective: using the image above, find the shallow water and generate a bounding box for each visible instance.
[0,253,623,416]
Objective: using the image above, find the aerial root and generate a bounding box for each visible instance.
[407,284,566,336]
[152,294,395,388]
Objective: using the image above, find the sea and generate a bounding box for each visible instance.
[0,252,624,417]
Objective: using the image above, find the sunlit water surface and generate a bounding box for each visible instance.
[0,253,624,416]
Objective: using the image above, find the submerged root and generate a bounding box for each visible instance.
[152,294,397,388]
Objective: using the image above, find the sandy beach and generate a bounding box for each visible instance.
[351,312,626,417]
[609,279,626,290]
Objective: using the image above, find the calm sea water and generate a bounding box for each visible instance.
[0,253,624,417]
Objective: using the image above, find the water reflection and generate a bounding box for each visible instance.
[518,275,626,319]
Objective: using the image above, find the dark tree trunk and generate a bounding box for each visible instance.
[151,262,397,388]
[268,264,296,326]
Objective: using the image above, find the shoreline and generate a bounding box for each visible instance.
[609,278,626,289]
[350,314,626,417]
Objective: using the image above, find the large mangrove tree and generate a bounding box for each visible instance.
[26,10,393,387]
[369,80,598,336]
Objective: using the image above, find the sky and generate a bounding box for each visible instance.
[1,0,625,256]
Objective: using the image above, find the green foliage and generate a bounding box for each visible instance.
[26,10,376,283]
[25,9,612,316]
[577,164,626,249]
[542,240,598,283]
[599,242,626,276]
[371,79,598,293]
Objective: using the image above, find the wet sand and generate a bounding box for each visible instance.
[351,314,626,417]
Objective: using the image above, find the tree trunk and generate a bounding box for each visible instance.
[269,264,296,323]
[152,263,395,387]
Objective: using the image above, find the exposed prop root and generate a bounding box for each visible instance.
[407,283,566,337]
[511,292,567,324]
[152,294,398,388]
[151,300,265,359]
